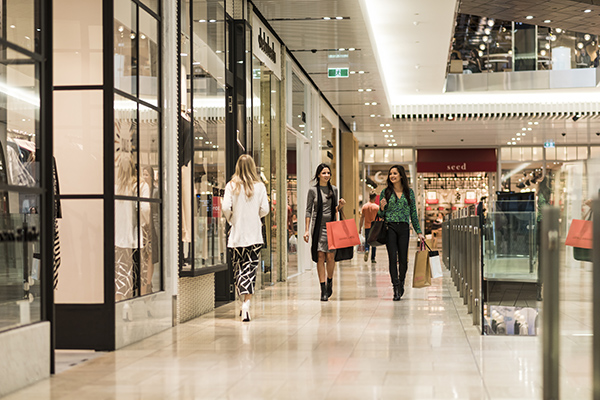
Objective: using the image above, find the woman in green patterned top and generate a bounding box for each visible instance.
[379,165,424,301]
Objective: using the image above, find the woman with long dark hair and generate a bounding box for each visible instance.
[379,165,424,301]
[223,155,269,321]
[303,163,346,301]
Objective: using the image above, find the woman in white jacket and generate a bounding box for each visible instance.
[222,155,269,322]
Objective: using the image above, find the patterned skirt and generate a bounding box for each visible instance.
[231,244,262,295]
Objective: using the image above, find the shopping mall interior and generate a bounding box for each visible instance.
[1,0,600,398]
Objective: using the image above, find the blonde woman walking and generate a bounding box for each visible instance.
[223,155,269,322]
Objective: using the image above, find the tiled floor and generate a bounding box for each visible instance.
[2,245,594,400]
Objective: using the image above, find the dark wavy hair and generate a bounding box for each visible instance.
[313,163,333,199]
[384,165,411,206]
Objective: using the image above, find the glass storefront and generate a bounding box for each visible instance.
[0,0,44,331]
[179,0,227,274]
[113,0,163,300]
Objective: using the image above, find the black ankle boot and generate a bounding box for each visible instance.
[320,282,328,301]
[327,278,333,298]
[393,285,401,301]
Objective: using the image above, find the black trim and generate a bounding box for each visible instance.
[180,263,228,277]
[39,0,55,374]
[134,0,161,22]
[114,88,161,112]
[0,37,44,61]
[102,0,116,349]
[55,304,115,350]
[53,85,104,91]
[57,194,104,200]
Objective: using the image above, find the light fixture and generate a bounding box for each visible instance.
[415,64,420,69]
[349,48,356,51]
[584,34,591,41]
[483,36,489,42]
[339,48,345,51]
[9,25,15,29]
[323,17,331,20]
[512,138,516,141]
[517,138,521,141]
[526,16,534,20]
[358,71,365,74]
[517,133,521,136]
[507,141,512,145]
[371,102,377,105]
[389,135,394,138]
[370,114,375,117]
[366,88,372,92]
[487,19,495,27]
[118,26,124,32]
[484,28,491,35]
[199,19,206,22]
[388,130,393,132]
[522,128,527,131]
[512,141,517,145]
[556,28,562,33]
[384,135,389,138]
[528,122,533,125]
[584,9,592,13]
[578,42,584,49]
[336,16,343,19]
[140,34,146,39]
[527,128,532,131]
[479,44,486,50]
[130,33,136,39]
[478,50,484,57]
[545,43,550,49]
[380,124,384,127]
[544,19,552,23]
[209,19,216,23]
[534,122,539,125]
[540,50,546,56]
[386,124,390,127]
[365,102,370,105]
[350,71,356,74]
[358,89,364,92]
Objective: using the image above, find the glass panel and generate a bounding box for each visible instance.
[373,149,384,163]
[139,106,159,198]
[358,149,363,163]
[286,130,298,278]
[545,147,556,160]
[54,91,103,195]
[140,0,159,14]
[403,149,413,162]
[321,116,333,166]
[138,9,159,105]
[55,199,104,304]
[364,148,375,163]
[291,72,304,132]
[566,146,577,160]
[140,200,158,295]
[532,146,543,161]
[578,146,588,160]
[521,147,532,160]
[2,62,39,188]
[482,211,537,281]
[0,209,41,330]
[591,146,600,158]
[54,0,103,86]
[192,66,226,269]
[5,0,35,52]
[114,0,137,95]
[114,200,138,301]
[114,95,138,197]
[500,147,511,161]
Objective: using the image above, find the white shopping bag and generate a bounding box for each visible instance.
[429,252,443,279]
[357,234,366,253]
[288,235,297,253]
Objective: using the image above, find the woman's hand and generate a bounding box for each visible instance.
[380,198,387,209]
[303,231,310,243]
[338,198,346,210]
[417,233,425,242]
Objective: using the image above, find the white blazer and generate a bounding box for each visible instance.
[222,181,269,248]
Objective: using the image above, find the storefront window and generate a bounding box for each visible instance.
[0,2,43,331]
[114,0,162,298]
[291,72,305,133]
[180,0,226,273]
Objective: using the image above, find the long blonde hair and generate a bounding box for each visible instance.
[231,154,260,197]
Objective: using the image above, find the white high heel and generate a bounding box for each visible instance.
[241,300,251,322]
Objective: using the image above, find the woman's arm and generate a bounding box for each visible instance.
[409,189,423,235]
[258,183,269,218]
[377,189,386,218]
[222,183,233,223]
[303,188,315,243]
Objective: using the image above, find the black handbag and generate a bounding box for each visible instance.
[367,217,387,246]
[334,209,354,261]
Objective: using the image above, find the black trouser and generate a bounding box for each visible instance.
[385,222,410,286]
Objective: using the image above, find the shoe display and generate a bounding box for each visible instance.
[327,278,333,298]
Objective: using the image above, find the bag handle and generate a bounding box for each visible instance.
[339,208,346,220]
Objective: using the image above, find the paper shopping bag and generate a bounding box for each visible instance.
[412,246,432,288]
[326,219,361,250]
[424,242,443,279]
[565,219,593,249]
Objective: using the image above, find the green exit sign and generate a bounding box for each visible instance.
[328,67,349,78]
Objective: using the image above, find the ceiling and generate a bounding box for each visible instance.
[251,0,600,149]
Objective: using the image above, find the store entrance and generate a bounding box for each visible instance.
[418,171,494,249]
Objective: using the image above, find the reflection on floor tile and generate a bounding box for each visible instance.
[4,244,594,400]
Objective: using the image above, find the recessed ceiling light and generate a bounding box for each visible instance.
[358,71,365,74]
[526,16,534,19]
[534,122,539,125]
[527,128,532,130]
[517,133,521,136]
[556,28,562,33]
[339,48,345,51]
[349,48,356,51]
[528,122,533,125]
[9,25,15,28]
[366,88,372,92]
[544,19,552,23]
[522,128,527,131]
[517,138,521,141]
[389,135,394,138]
[382,130,387,133]
[358,89,364,92]
[479,44,486,50]
[384,135,389,138]
[512,138,516,141]
[584,34,591,41]
[336,16,343,19]
[584,9,592,13]
[380,124,384,127]
[371,102,377,105]
[323,17,331,20]
[350,71,356,74]
[370,114,375,117]
[512,141,517,145]
[386,124,390,127]
[488,20,495,27]
[507,142,512,145]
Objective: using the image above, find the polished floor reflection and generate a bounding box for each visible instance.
[4,245,559,400]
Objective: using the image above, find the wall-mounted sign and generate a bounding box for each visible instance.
[417,149,497,173]
[328,67,349,78]
[252,12,282,80]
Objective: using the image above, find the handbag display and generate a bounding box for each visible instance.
[412,242,432,288]
[367,217,387,246]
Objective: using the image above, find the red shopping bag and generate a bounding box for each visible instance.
[326,219,361,250]
[565,219,593,249]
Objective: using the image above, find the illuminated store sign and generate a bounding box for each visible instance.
[252,13,282,80]
[328,67,349,78]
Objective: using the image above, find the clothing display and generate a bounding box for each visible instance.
[6,142,35,187]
